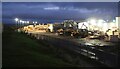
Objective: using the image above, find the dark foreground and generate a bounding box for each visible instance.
[2,25,116,68]
[3,26,72,68]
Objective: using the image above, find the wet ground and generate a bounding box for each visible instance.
[30,32,116,47]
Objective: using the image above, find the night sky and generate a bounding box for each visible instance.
[2,2,118,24]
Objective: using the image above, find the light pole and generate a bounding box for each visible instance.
[35,21,37,24]
[22,21,25,27]
[14,18,19,28]
[24,21,26,26]
[20,20,23,27]
[27,21,29,25]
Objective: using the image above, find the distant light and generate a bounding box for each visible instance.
[14,18,19,22]
[35,21,37,24]
[20,20,22,23]
[22,21,25,23]
[113,20,116,23]
[27,21,29,24]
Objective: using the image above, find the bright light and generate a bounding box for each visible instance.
[14,18,19,22]
[78,23,83,29]
[22,21,25,23]
[27,21,29,24]
[20,20,22,23]
[113,20,116,23]
[103,23,108,32]
[97,22,102,27]
[87,21,90,23]
[90,19,96,25]
[48,24,53,32]
[98,19,104,23]
[78,22,89,29]
[97,19,104,27]
[35,21,37,24]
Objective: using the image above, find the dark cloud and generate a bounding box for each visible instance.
[2,2,118,23]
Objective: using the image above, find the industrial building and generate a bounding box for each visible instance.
[20,17,120,42]
[77,17,120,41]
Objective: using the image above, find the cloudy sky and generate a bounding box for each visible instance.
[2,2,118,24]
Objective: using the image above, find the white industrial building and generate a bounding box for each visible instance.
[78,17,120,41]
[78,17,120,32]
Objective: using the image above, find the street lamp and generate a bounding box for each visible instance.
[24,21,27,26]
[19,20,23,27]
[33,21,36,25]
[14,18,19,28]
[22,21,25,26]
[35,21,37,24]
[27,21,29,24]
[20,20,22,23]
[14,18,19,22]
